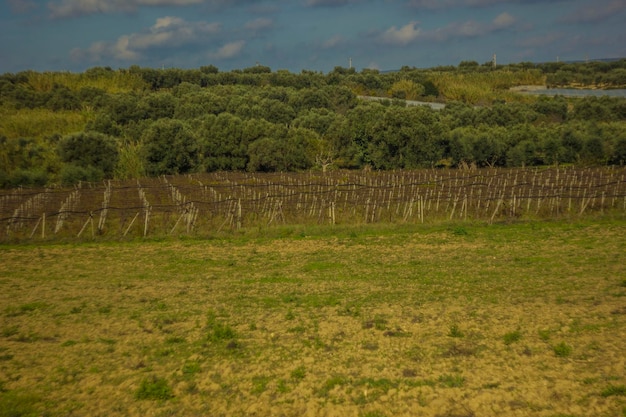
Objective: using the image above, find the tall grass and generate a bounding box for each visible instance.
[0,107,91,139]
[23,70,147,94]
[432,69,545,103]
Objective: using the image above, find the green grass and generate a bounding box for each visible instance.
[135,376,173,401]
[503,330,522,345]
[601,385,626,397]
[552,342,573,358]
[0,219,625,416]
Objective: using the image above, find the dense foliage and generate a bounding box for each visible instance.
[1,59,626,187]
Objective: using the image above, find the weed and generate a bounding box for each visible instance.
[600,384,626,397]
[182,361,201,378]
[448,324,464,338]
[164,336,185,344]
[291,366,306,381]
[405,346,424,361]
[362,341,379,351]
[360,410,387,417]
[97,305,112,314]
[503,330,522,345]
[451,226,469,236]
[0,391,40,417]
[538,329,551,341]
[288,325,306,334]
[317,375,348,397]
[363,315,388,331]
[251,375,271,395]
[553,342,572,358]
[135,376,173,401]
[4,302,48,317]
[1,326,18,338]
[444,342,477,357]
[207,322,236,342]
[277,379,290,393]
[438,374,465,388]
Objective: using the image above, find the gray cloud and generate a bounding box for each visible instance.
[304,0,361,7]
[380,12,516,45]
[48,0,281,18]
[561,0,626,24]
[406,0,569,9]
[48,0,204,18]
[71,16,221,61]
[209,40,246,59]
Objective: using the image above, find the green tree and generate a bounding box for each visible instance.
[141,119,199,175]
[57,131,119,178]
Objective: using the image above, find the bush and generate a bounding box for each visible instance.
[60,164,104,186]
[57,132,119,178]
[0,169,48,188]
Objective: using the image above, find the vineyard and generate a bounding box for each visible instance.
[2,167,626,241]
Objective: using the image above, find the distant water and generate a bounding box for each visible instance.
[519,88,626,98]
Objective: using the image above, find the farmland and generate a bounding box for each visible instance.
[2,167,626,242]
[0,217,625,416]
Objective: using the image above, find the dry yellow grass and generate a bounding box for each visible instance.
[0,220,625,416]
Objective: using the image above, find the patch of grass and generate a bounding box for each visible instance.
[317,375,349,397]
[360,411,387,417]
[363,315,388,331]
[538,329,551,341]
[503,330,522,345]
[438,374,465,388]
[291,366,306,381]
[4,302,48,317]
[164,336,186,344]
[135,376,173,401]
[0,391,40,417]
[552,342,573,358]
[451,226,469,236]
[444,342,477,357]
[206,317,237,343]
[1,326,18,338]
[448,324,464,338]
[251,375,271,395]
[182,361,201,379]
[439,373,466,389]
[601,384,626,397]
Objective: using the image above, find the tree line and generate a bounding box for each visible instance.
[1,59,626,187]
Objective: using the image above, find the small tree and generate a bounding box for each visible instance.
[57,132,119,178]
[141,119,199,175]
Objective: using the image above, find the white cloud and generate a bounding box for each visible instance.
[493,12,515,29]
[322,34,345,49]
[72,16,221,62]
[210,40,246,59]
[380,21,422,45]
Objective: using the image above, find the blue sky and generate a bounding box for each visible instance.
[1,0,625,73]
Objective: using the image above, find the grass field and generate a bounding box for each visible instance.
[1,219,625,416]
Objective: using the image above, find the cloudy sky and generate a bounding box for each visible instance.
[1,0,625,73]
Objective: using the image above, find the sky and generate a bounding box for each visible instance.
[1,0,626,74]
